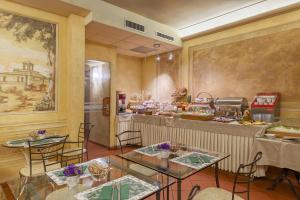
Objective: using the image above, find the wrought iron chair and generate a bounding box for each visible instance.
[116,130,157,177]
[18,135,68,199]
[61,123,94,164]
[187,152,263,200]
[116,130,143,154]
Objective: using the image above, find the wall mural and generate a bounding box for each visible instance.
[0,9,57,113]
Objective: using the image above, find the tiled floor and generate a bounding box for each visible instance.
[88,142,300,200]
[2,142,299,200]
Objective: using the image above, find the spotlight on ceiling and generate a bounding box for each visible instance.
[153,43,160,48]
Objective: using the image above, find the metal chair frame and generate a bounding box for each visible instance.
[62,123,94,164]
[188,152,263,200]
[18,135,68,199]
[116,130,142,154]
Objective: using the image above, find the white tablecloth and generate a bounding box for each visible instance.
[250,137,300,172]
[116,114,268,176]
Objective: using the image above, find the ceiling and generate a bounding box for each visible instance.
[86,22,180,57]
[9,0,90,17]
[102,0,258,29]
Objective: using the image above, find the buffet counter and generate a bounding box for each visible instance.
[116,114,268,176]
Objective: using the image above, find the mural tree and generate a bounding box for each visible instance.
[0,10,56,109]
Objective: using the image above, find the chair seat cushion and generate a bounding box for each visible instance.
[193,187,244,200]
[62,148,86,157]
[129,164,157,177]
[20,162,61,177]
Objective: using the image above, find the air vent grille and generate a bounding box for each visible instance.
[156,32,174,41]
[125,20,145,32]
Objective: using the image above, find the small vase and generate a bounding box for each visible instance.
[38,134,46,139]
[160,150,170,159]
[66,176,79,190]
[160,158,169,169]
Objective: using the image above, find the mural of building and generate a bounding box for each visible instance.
[0,61,49,92]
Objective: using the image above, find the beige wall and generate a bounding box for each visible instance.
[85,42,143,147]
[142,51,181,102]
[182,8,300,119]
[140,8,300,118]
[0,1,85,183]
[142,56,158,100]
[116,55,142,104]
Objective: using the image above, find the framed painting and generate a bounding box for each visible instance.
[0,9,57,113]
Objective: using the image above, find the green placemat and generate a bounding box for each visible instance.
[170,152,219,169]
[75,175,159,200]
[96,184,129,200]
[47,164,89,185]
[8,139,28,145]
[135,145,161,156]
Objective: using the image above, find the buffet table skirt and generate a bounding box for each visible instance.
[116,115,267,176]
[250,137,300,172]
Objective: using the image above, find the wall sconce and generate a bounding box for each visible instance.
[168,52,174,61]
[156,54,161,62]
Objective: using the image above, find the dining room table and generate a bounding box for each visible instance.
[2,135,67,166]
[117,142,230,200]
[250,136,300,199]
[4,155,175,200]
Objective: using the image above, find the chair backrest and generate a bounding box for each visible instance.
[28,135,68,176]
[78,123,94,149]
[232,152,262,200]
[115,130,142,154]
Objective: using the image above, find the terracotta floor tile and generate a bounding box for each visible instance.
[88,142,300,200]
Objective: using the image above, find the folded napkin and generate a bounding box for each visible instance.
[188,156,210,164]
[188,156,202,164]
[99,184,129,200]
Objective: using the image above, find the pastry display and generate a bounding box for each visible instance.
[88,162,109,180]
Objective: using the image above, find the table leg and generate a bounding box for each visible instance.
[167,176,170,200]
[21,149,30,167]
[268,168,287,190]
[177,179,182,200]
[268,168,300,200]
[215,162,220,188]
[156,190,161,200]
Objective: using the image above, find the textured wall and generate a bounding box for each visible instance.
[142,51,181,103]
[116,54,142,104]
[0,1,85,183]
[191,27,300,119]
[85,42,143,146]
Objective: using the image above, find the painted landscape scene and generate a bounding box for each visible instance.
[0,9,57,113]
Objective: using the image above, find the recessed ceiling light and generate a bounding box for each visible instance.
[153,43,160,48]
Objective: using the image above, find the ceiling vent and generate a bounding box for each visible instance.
[125,19,145,32]
[130,46,155,54]
[156,32,174,41]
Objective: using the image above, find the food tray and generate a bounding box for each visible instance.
[181,114,214,121]
[267,125,300,138]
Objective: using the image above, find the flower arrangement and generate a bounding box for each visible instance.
[37,129,46,135]
[29,129,47,140]
[158,143,171,151]
[63,164,84,177]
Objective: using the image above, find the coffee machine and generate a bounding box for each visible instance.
[116,91,126,114]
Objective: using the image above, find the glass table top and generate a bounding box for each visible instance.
[3,135,66,148]
[118,143,230,180]
[6,155,175,200]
